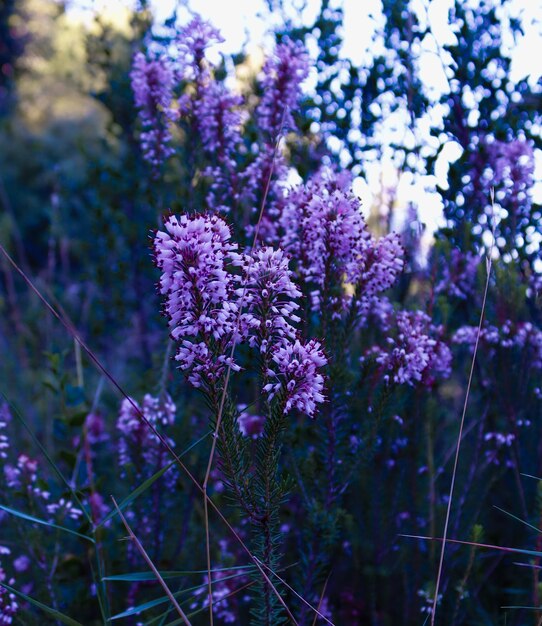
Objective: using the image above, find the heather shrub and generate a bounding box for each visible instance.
[1,1,542,625]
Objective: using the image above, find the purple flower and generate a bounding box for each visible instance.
[276,172,404,319]
[117,393,176,473]
[0,403,11,460]
[366,310,452,386]
[177,15,224,70]
[256,39,310,138]
[196,82,245,213]
[486,137,534,219]
[4,454,50,500]
[0,563,18,625]
[435,248,480,300]
[155,213,326,416]
[237,408,266,439]
[85,411,108,445]
[234,246,301,357]
[46,498,83,522]
[453,320,542,369]
[131,51,177,172]
[239,40,310,223]
[264,339,327,417]
[154,214,250,390]
[12,555,30,574]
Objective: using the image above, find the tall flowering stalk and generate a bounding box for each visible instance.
[131,51,177,174]
[275,170,405,338]
[153,211,326,623]
[242,39,310,232]
[116,393,177,609]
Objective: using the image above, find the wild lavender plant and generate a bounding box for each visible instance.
[153,211,326,624]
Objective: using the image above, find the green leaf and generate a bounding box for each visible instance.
[113,569,252,622]
[110,595,171,620]
[0,504,94,543]
[97,430,211,528]
[104,565,253,582]
[494,505,542,534]
[0,581,84,626]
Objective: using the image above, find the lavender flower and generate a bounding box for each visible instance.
[0,403,11,460]
[234,246,301,357]
[131,51,177,172]
[256,39,310,138]
[0,563,18,625]
[117,394,176,474]
[177,15,224,71]
[435,248,480,300]
[264,339,327,417]
[486,137,534,220]
[277,172,404,319]
[154,214,251,390]
[366,310,452,386]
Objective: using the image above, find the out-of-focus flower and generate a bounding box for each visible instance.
[257,39,310,138]
[85,411,108,445]
[0,403,11,460]
[12,555,30,573]
[237,407,266,439]
[131,52,177,172]
[435,248,480,300]
[46,498,83,522]
[4,454,49,500]
[365,310,452,386]
[0,563,18,625]
[453,320,542,369]
[117,394,176,474]
[486,137,534,220]
[177,15,224,70]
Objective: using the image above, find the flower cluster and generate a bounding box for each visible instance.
[4,454,49,500]
[453,320,542,368]
[0,561,18,625]
[256,39,310,138]
[190,538,250,623]
[117,393,176,476]
[486,137,534,219]
[175,16,246,213]
[483,431,515,467]
[264,339,327,417]
[131,52,176,171]
[365,310,452,386]
[197,82,245,214]
[177,15,224,70]
[241,39,310,222]
[154,214,248,390]
[0,403,10,460]
[234,246,301,357]
[154,213,327,416]
[434,248,480,300]
[276,172,404,320]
